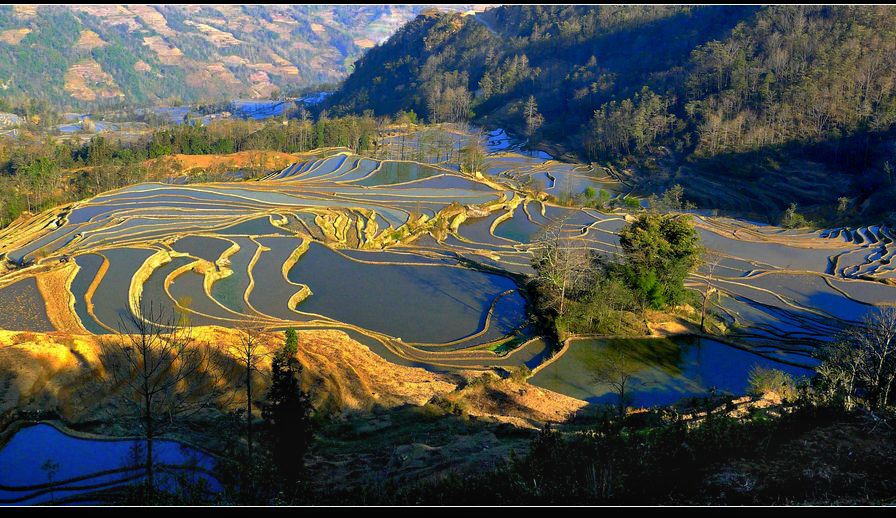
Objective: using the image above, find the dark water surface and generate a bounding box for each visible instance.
[530,336,814,408]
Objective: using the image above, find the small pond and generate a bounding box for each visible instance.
[530,336,814,408]
[0,424,220,505]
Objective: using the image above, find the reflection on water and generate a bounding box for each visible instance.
[355,161,442,186]
[289,242,526,343]
[89,248,156,333]
[0,424,219,505]
[530,336,814,408]
[71,254,107,334]
[493,205,542,244]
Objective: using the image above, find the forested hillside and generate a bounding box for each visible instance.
[326,5,896,222]
[0,4,489,109]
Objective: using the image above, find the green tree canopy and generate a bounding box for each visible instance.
[262,350,314,486]
[283,328,299,357]
[618,213,701,308]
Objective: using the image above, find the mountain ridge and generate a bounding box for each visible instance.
[325,5,896,223]
[0,4,493,108]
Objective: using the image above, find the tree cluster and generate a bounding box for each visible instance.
[531,211,702,338]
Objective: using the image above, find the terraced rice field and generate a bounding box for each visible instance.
[0,128,894,394]
[0,424,219,505]
[530,337,814,407]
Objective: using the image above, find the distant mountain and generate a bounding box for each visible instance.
[326,5,896,221]
[0,4,492,108]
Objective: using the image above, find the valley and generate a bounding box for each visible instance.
[1,3,895,507]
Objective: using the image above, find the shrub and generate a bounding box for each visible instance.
[747,365,799,401]
[595,188,611,209]
[431,394,470,417]
[779,202,811,229]
[622,195,641,210]
[511,365,532,383]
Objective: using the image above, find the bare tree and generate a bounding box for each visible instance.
[99,298,223,497]
[524,95,544,138]
[817,336,866,411]
[458,130,487,175]
[590,347,639,418]
[396,110,416,160]
[700,248,723,333]
[531,216,596,318]
[862,308,896,409]
[818,307,896,410]
[227,320,270,472]
[297,105,310,151]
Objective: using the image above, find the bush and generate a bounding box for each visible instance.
[621,195,641,210]
[594,188,612,210]
[779,202,811,229]
[747,365,799,401]
[430,394,470,417]
[511,365,532,383]
[648,184,694,212]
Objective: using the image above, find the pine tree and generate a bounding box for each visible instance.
[284,328,299,357]
[262,349,314,487]
[524,95,544,138]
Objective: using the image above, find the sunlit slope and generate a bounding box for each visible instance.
[1,131,895,376]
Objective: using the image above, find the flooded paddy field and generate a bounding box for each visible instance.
[1,126,894,404]
[0,277,54,332]
[70,253,107,334]
[288,242,526,344]
[0,423,219,505]
[530,337,815,408]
